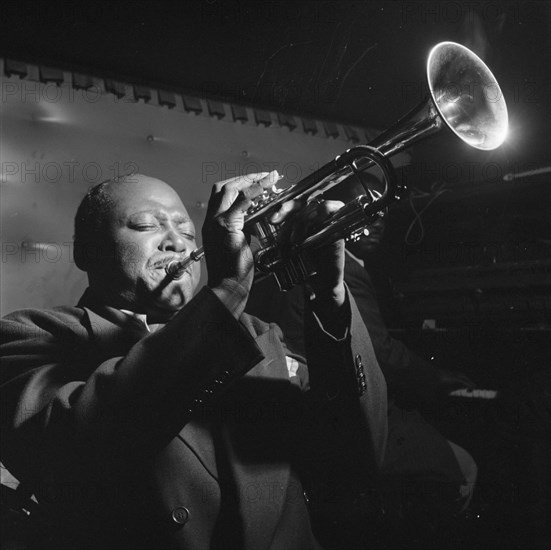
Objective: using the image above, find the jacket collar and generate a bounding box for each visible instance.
[78,287,151,356]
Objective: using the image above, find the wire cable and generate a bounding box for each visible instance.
[404,182,448,245]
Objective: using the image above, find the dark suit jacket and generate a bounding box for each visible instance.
[344,255,467,485]
[248,255,443,402]
[247,256,464,486]
[343,254,442,403]
[0,285,387,549]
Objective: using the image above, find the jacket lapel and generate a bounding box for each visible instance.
[215,322,296,549]
[81,292,297,544]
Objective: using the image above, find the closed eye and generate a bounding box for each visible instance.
[133,224,159,231]
[176,224,196,239]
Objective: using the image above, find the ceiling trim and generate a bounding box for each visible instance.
[2,57,380,145]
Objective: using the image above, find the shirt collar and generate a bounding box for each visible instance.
[119,309,166,333]
[119,309,154,332]
[78,287,164,333]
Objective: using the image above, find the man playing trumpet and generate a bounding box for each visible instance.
[1,171,388,549]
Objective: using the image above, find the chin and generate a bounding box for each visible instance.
[146,296,187,322]
[134,275,197,317]
[157,286,194,312]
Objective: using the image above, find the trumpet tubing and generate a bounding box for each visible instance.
[167,42,508,290]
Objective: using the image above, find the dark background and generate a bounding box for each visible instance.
[2,2,550,549]
[1,0,550,176]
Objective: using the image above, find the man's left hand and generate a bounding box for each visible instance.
[269,198,346,307]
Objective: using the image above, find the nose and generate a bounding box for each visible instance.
[159,227,187,253]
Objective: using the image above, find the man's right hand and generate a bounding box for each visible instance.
[202,171,279,318]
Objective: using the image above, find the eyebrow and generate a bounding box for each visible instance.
[128,210,192,223]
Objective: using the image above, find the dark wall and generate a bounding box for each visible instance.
[373,173,551,330]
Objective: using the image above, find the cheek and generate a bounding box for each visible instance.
[114,240,150,278]
[191,262,201,286]
[178,263,201,299]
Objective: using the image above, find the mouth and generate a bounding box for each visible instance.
[150,256,182,270]
[167,267,191,281]
[149,257,193,280]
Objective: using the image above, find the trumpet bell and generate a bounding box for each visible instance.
[427,41,508,150]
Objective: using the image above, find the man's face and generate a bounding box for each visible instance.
[90,176,201,320]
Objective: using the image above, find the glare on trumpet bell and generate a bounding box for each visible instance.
[427,41,508,150]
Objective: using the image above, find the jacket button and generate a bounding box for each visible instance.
[171,506,190,525]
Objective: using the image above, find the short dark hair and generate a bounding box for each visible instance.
[73,179,117,270]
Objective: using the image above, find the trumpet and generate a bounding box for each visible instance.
[167,41,508,290]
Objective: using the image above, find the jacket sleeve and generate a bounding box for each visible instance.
[345,259,441,403]
[303,287,388,472]
[0,287,264,482]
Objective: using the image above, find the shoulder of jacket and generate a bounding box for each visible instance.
[1,306,88,337]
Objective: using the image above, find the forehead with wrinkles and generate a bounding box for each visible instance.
[102,175,191,223]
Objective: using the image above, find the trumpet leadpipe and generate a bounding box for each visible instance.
[165,248,205,279]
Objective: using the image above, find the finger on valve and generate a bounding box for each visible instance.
[241,170,282,201]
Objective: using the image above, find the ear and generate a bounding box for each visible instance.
[73,240,89,272]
